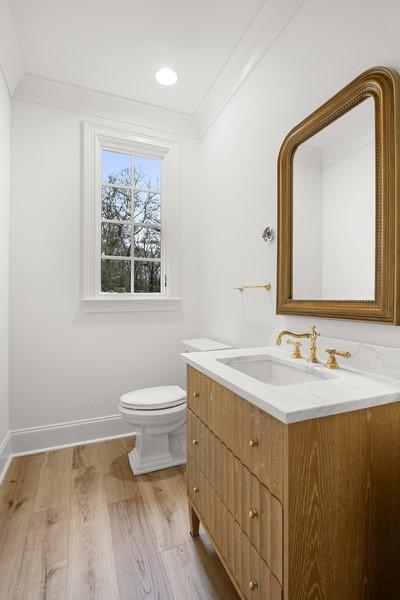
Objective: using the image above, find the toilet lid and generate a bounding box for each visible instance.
[120,385,186,410]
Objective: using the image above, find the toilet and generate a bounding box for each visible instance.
[119,338,232,475]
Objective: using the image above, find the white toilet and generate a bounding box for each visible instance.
[119,338,232,476]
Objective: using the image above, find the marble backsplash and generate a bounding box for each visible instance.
[271,330,400,381]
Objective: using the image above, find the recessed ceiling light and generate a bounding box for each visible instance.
[155,67,178,86]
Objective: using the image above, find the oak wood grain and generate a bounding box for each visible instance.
[285,402,400,600]
[0,453,44,599]
[187,367,284,500]
[188,366,400,600]
[187,399,282,600]
[162,532,238,600]
[137,466,189,551]
[1,437,237,599]
[14,506,69,600]
[108,496,174,599]
[67,464,119,599]
[33,446,73,511]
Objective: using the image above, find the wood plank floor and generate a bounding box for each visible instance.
[0,437,239,600]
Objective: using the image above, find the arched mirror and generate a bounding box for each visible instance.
[277,67,400,323]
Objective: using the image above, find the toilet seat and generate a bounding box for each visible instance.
[120,385,186,411]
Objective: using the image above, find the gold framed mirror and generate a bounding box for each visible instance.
[277,67,400,323]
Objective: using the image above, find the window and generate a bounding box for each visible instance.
[82,123,181,311]
[101,150,162,294]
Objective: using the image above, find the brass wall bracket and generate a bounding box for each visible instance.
[234,283,272,292]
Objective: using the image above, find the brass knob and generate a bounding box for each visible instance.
[192,439,198,445]
[193,486,199,493]
[249,509,258,520]
[249,439,258,448]
[249,580,258,591]
[192,392,200,398]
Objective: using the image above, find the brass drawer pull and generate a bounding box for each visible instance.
[192,439,199,445]
[249,509,258,519]
[249,439,258,448]
[249,580,258,591]
[192,391,200,398]
[193,486,199,493]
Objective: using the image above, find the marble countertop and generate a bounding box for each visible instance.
[181,346,400,424]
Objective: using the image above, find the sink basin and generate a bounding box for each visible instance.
[217,355,330,386]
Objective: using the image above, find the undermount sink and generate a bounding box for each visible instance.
[217,355,331,386]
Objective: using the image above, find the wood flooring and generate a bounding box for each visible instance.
[0,437,239,600]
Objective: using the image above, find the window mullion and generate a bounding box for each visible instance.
[132,222,161,229]
[101,182,131,190]
[102,218,131,225]
[131,154,135,294]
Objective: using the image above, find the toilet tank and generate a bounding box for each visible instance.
[181,338,233,353]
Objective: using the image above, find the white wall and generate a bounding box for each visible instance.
[0,69,10,447]
[199,0,400,348]
[10,99,200,430]
[0,0,23,94]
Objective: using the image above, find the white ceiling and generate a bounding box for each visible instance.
[9,0,264,114]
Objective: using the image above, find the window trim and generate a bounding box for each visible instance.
[82,122,182,312]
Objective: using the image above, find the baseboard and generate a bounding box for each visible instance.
[0,432,13,485]
[9,412,133,457]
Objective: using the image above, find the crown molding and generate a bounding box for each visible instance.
[194,0,305,137]
[13,74,198,139]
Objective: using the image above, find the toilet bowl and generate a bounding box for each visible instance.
[119,338,232,476]
[120,385,186,475]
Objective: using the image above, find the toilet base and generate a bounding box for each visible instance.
[128,446,186,475]
[128,428,186,476]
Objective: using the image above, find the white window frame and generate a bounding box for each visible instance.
[81,122,181,312]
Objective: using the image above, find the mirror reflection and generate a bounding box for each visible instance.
[292,96,376,300]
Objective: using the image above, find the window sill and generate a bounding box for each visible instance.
[82,296,182,313]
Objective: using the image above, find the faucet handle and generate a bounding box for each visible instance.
[325,348,351,369]
[286,339,303,359]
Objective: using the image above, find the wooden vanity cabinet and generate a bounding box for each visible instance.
[186,366,400,600]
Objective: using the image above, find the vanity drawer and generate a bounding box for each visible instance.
[189,411,283,582]
[215,482,282,600]
[188,409,205,468]
[187,458,207,519]
[188,367,284,500]
[233,395,284,501]
[207,427,236,516]
[239,533,282,600]
[193,418,230,511]
[187,367,209,421]
[234,462,283,583]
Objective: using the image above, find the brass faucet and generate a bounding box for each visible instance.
[276,325,319,363]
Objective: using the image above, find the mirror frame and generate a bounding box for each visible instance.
[277,67,400,323]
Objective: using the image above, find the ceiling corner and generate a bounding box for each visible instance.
[194,0,305,137]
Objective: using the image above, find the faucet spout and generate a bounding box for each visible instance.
[275,330,310,345]
[275,326,319,363]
